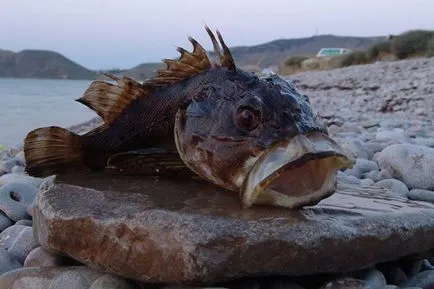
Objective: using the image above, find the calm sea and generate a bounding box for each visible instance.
[0,78,97,146]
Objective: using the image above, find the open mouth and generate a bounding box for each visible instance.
[241,132,354,209]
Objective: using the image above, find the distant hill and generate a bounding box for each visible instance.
[0,34,386,80]
[0,50,97,79]
[222,34,387,71]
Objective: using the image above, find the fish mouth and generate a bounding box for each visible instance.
[241,132,354,209]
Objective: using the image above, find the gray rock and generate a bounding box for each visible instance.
[0,182,38,221]
[403,270,434,288]
[422,259,434,271]
[0,211,13,232]
[31,171,434,284]
[408,189,434,204]
[353,268,387,288]
[374,179,409,198]
[375,144,434,190]
[0,225,39,264]
[360,178,375,186]
[11,166,25,174]
[0,173,44,188]
[0,250,22,275]
[401,259,424,277]
[380,265,408,286]
[13,152,26,166]
[89,275,139,289]
[15,219,33,226]
[318,277,366,289]
[363,170,381,182]
[344,158,379,179]
[0,266,104,289]
[375,130,409,143]
[24,246,65,268]
[333,137,372,160]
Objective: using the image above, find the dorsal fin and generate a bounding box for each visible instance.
[76,74,150,124]
[76,26,237,125]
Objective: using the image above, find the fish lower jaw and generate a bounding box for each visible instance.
[252,168,338,209]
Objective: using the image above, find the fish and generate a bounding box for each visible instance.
[23,26,354,209]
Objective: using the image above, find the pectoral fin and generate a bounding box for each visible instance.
[106,148,198,178]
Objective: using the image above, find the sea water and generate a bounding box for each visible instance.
[0,78,96,146]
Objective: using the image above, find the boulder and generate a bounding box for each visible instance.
[375,144,434,190]
[33,172,434,284]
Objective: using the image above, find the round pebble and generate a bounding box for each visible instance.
[408,189,434,204]
[0,225,40,265]
[0,182,38,221]
[89,274,138,289]
[403,270,434,288]
[0,211,13,232]
[374,179,409,198]
[0,173,44,188]
[24,247,65,268]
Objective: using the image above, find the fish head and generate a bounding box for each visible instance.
[174,69,354,209]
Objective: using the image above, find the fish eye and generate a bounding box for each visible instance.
[235,105,261,131]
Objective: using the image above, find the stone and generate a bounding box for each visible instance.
[408,189,434,204]
[15,219,33,226]
[422,259,434,271]
[32,172,434,284]
[318,277,366,289]
[363,170,381,182]
[374,179,409,198]
[0,211,13,232]
[333,137,372,160]
[11,165,25,174]
[0,173,44,187]
[0,182,38,221]
[360,179,375,187]
[402,270,434,288]
[89,274,139,289]
[264,278,305,289]
[355,268,387,288]
[0,250,22,276]
[375,144,434,190]
[24,246,65,268]
[375,130,409,143]
[0,225,39,265]
[378,263,408,286]
[0,266,104,289]
[344,158,379,179]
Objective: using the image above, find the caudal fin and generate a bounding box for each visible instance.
[23,126,84,177]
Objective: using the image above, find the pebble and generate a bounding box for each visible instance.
[0,250,22,275]
[408,189,434,204]
[15,219,33,226]
[375,144,434,190]
[318,277,366,288]
[0,266,105,289]
[344,158,379,179]
[89,274,139,289]
[0,173,44,188]
[375,129,409,143]
[379,265,408,286]
[374,179,409,198]
[360,178,375,186]
[402,270,434,288]
[0,182,39,221]
[11,165,25,174]
[0,211,13,232]
[0,225,40,265]
[24,247,65,268]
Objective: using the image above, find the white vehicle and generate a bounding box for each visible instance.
[316,48,352,57]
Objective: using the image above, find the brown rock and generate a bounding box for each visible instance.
[33,172,434,284]
[0,266,104,289]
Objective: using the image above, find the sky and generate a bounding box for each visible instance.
[1,0,433,70]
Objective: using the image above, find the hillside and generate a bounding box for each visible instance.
[225,34,386,71]
[0,34,386,80]
[0,50,97,79]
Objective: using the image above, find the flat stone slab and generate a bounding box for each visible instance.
[33,172,434,284]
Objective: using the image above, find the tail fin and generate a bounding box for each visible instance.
[23,126,84,177]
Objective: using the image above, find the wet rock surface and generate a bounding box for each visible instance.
[32,171,434,284]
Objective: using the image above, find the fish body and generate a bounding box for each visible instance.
[24,26,354,209]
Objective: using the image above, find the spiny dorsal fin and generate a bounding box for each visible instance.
[76,75,150,124]
[144,26,237,87]
[76,26,236,125]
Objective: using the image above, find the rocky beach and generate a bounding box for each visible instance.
[1,56,434,289]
